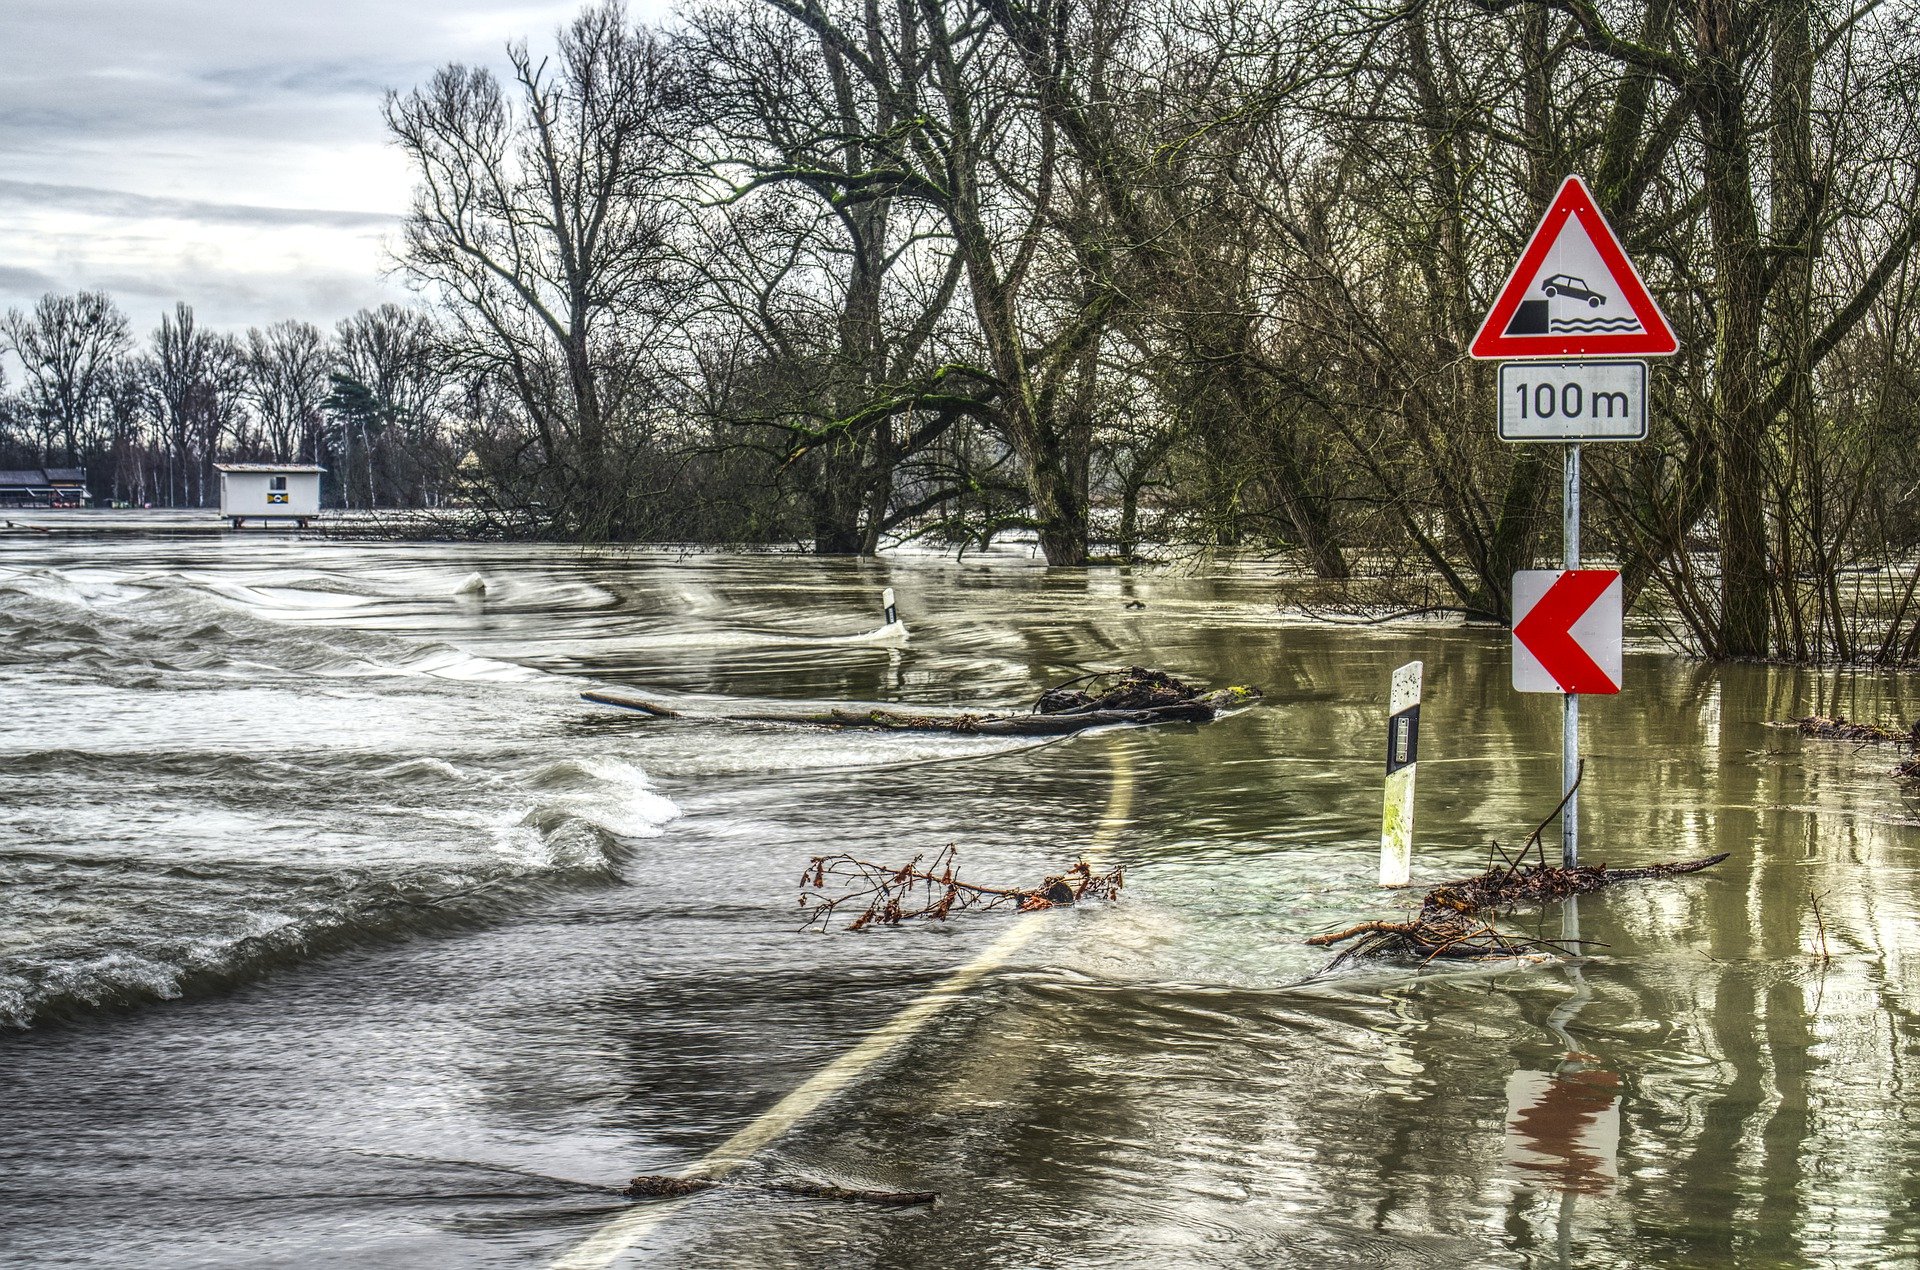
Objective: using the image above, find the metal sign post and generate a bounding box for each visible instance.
[1472,175,1680,871]
[1562,444,1580,867]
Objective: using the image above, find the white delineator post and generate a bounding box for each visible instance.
[1380,660,1423,887]
[1562,445,1580,868]
[882,587,897,626]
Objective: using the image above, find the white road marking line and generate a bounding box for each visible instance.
[550,738,1137,1269]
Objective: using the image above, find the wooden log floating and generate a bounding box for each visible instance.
[581,668,1259,736]
[579,690,1245,734]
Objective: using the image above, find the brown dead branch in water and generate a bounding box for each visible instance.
[1809,889,1832,964]
[625,1175,937,1206]
[799,845,1122,932]
[1308,770,1730,970]
[1793,714,1918,745]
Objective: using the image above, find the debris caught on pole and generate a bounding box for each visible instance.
[1316,772,1728,970]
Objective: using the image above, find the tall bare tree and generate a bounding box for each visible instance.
[386,0,682,537]
[1,291,131,466]
[244,320,331,464]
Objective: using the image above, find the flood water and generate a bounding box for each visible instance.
[4,516,1919,1268]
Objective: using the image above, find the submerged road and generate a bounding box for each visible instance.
[5,524,1920,1266]
[554,738,1135,1268]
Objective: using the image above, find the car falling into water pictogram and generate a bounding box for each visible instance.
[1541,274,1606,307]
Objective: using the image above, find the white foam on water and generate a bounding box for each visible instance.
[522,756,683,842]
[833,619,909,645]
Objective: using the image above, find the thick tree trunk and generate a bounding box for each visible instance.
[1697,0,1772,657]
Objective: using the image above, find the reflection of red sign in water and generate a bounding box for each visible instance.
[1504,1068,1621,1195]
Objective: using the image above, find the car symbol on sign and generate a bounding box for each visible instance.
[1541,274,1606,307]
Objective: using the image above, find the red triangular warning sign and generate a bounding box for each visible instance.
[1471,176,1677,359]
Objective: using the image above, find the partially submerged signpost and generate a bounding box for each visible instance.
[1330,202,1718,955]
[1471,176,1677,867]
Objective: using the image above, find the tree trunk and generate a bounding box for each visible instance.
[1696,0,1772,656]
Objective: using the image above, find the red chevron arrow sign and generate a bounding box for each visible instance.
[1512,569,1622,694]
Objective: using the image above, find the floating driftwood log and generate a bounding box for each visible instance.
[583,666,1259,736]
[1310,778,1730,969]
[800,845,1123,931]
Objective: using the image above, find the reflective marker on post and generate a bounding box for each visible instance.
[1380,660,1423,887]
[882,587,897,626]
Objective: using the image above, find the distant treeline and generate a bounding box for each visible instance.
[11,0,1920,663]
[0,296,460,513]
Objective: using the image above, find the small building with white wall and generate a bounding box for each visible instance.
[216,464,324,528]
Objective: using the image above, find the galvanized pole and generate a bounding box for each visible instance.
[1562,443,1581,868]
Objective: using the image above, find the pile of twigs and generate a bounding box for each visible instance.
[1791,713,1920,780]
[1308,774,1729,970]
[1794,714,1918,745]
[1033,666,1257,715]
[1036,667,1195,714]
[799,845,1122,932]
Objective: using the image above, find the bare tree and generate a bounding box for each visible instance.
[385,0,682,537]
[245,320,331,464]
[330,304,452,507]
[1,291,131,465]
[144,303,247,506]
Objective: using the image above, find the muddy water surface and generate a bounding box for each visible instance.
[2,516,1917,1267]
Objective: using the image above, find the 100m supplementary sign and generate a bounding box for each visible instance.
[1497,361,1646,442]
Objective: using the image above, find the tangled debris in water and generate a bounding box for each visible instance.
[1793,714,1919,746]
[1791,714,1920,779]
[1308,773,1730,970]
[799,845,1123,932]
[1034,666,1260,715]
[1308,854,1730,970]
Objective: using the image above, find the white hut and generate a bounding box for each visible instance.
[217,463,324,528]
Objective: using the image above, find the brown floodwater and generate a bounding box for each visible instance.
[2,514,1917,1267]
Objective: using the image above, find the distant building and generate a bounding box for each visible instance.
[0,468,89,508]
[216,464,324,528]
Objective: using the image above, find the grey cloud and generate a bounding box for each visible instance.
[0,266,65,297]
[0,180,399,231]
[0,1,644,331]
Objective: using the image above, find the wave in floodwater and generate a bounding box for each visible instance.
[0,569,547,686]
[0,566,679,1029]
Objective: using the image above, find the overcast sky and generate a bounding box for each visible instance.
[1,1,669,341]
